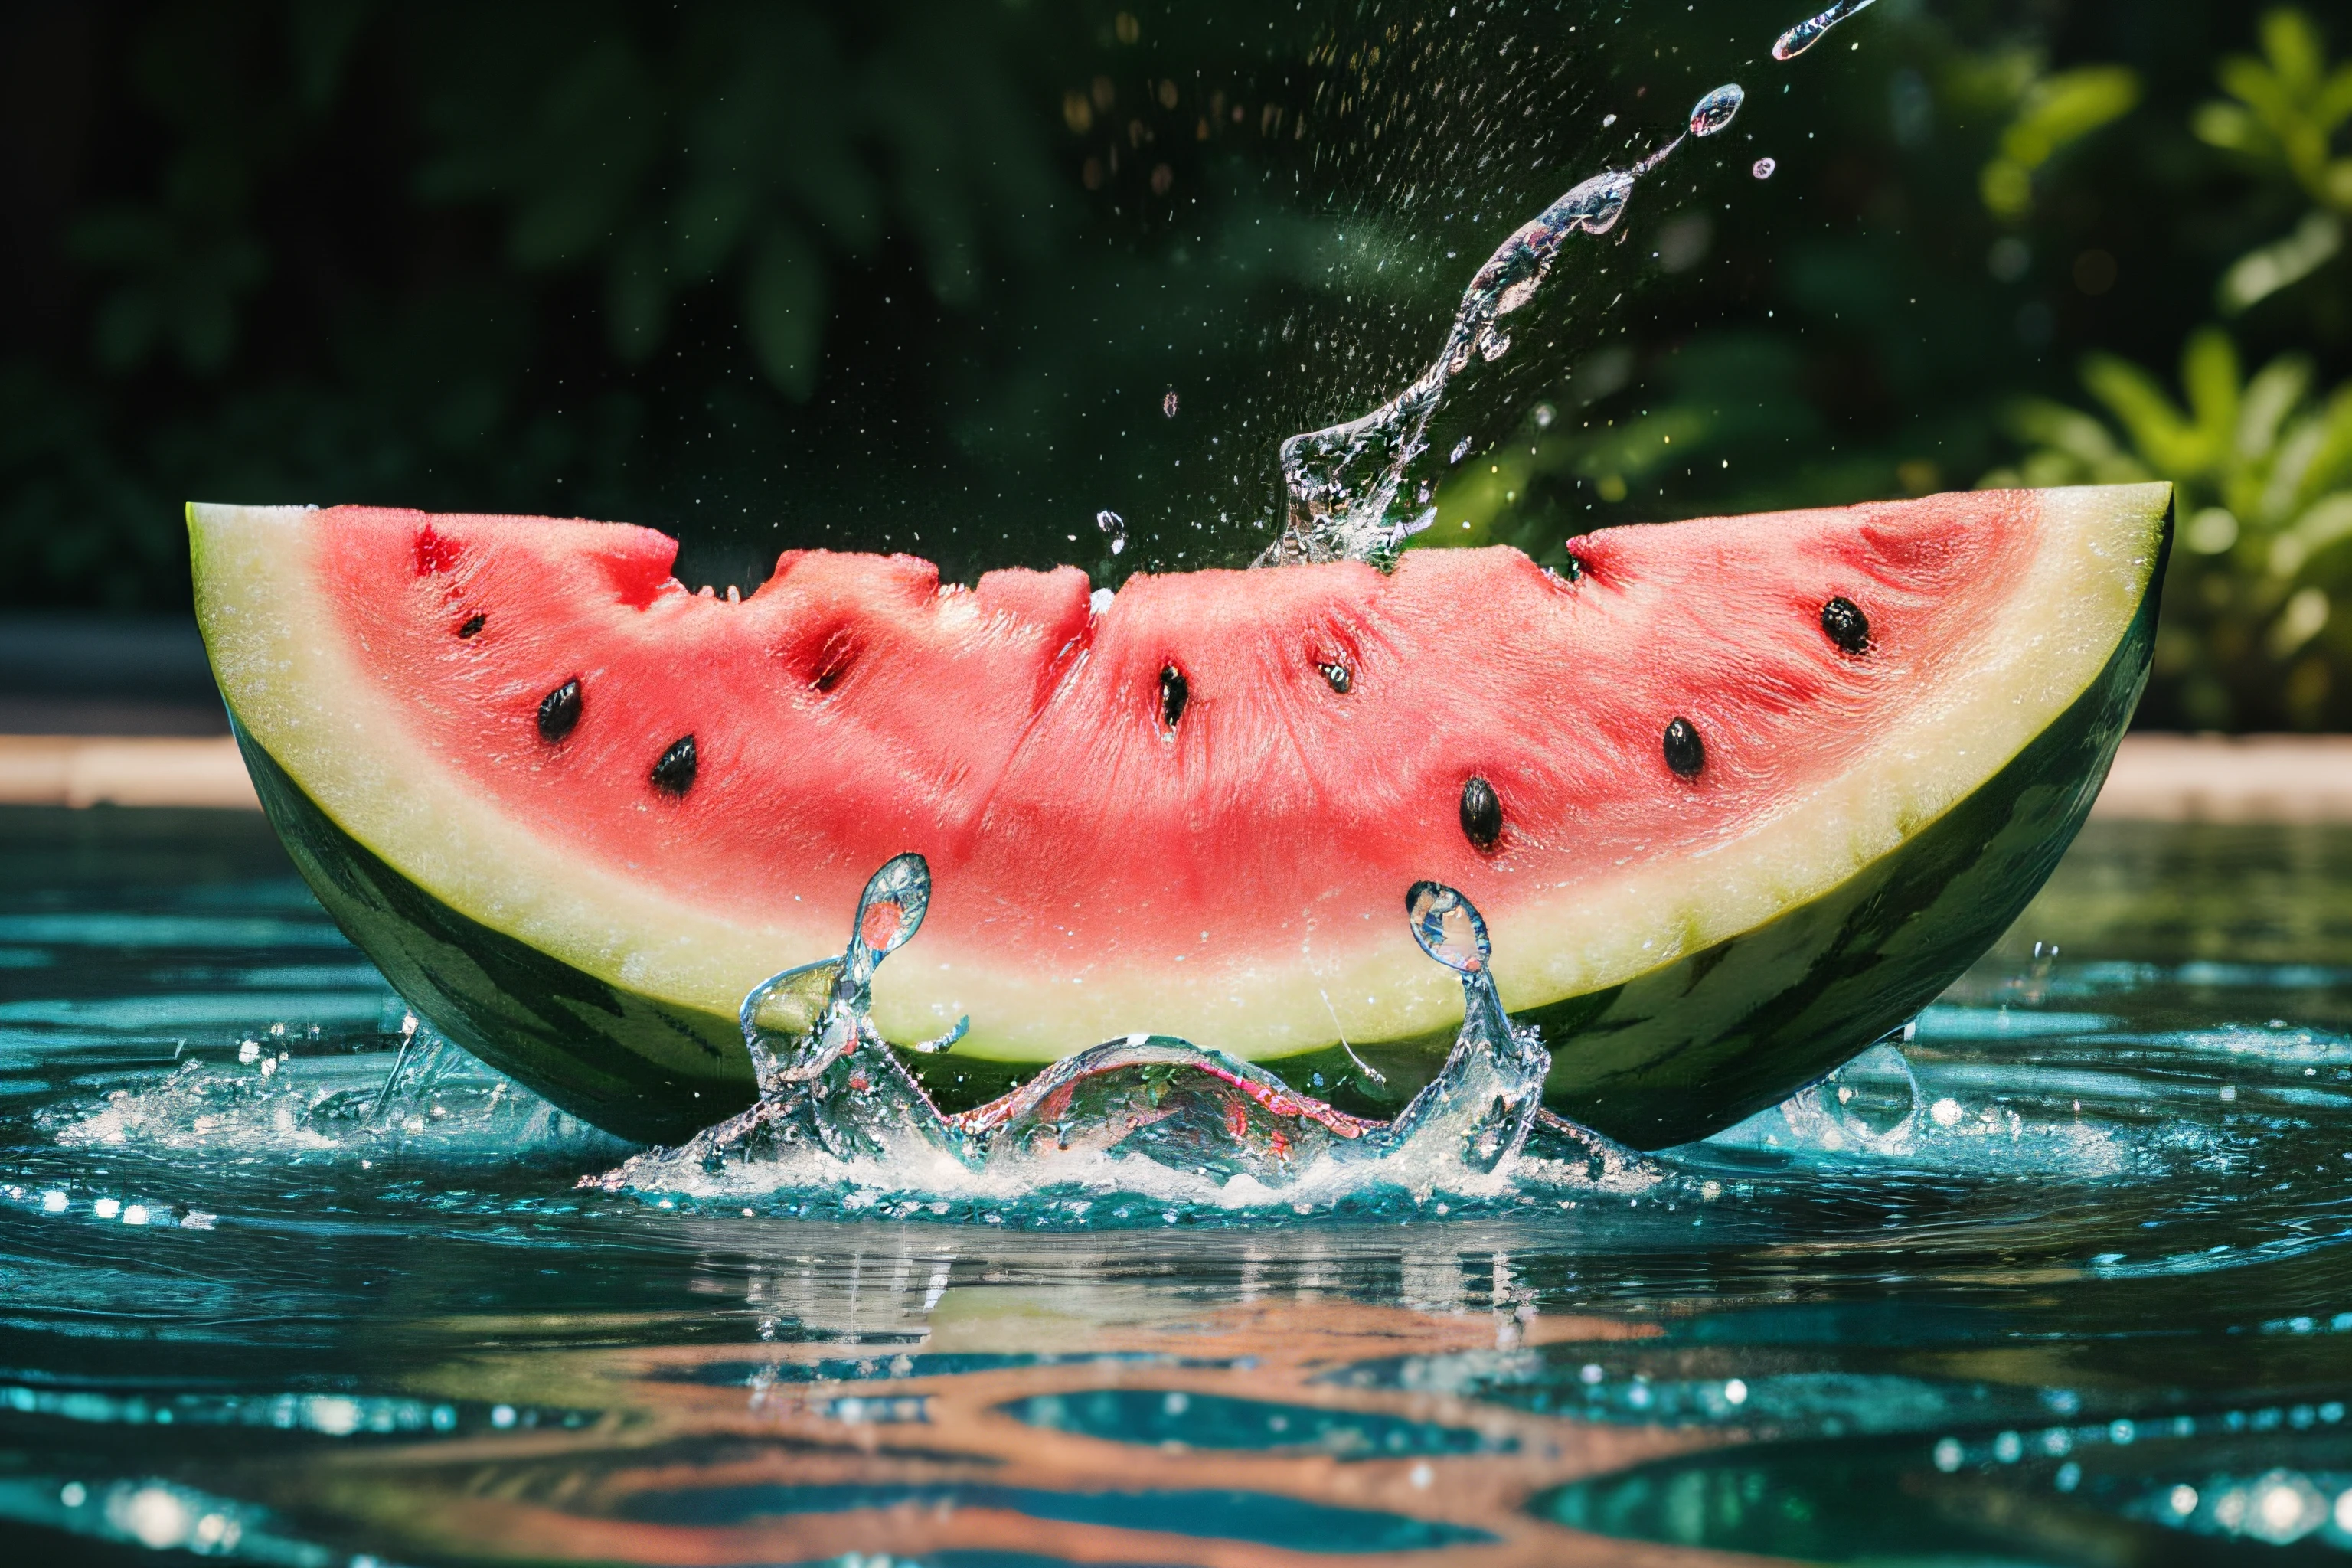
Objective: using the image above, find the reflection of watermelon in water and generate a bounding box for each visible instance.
[189,483,2169,1148]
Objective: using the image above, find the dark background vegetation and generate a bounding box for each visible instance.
[3,0,2348,728]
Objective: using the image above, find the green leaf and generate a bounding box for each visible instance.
[743,219,825,399]
[2005,397,2127,468]
[2242,353,2316,462]
[2294,385,2352,501]
[2219,211,2342,313]
[1999,67,2140,168]
[2320,64,2352,132]
[2263,410,2334,521]
[2081,354,2201,475]
[2182,328,2246,453]
[2274,492,2352,579]
[2192,100,2268,155]
[1979,160,2032,220]
[2261,8,2325,97]
[2219,56,2295,129]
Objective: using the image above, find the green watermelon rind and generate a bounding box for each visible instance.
[220,493,2167,1150]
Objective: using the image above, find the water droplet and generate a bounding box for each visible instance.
[1772,0,1877,60]
[1096,509,1128,555]
[1406,881,1491,972]
[1752,156,1777,179]
[1161,390,1179,418]
[1602,113,1618,127]
[1687,83,1744,138]
[1534,402,1556,430]
[1449,437,1474,465]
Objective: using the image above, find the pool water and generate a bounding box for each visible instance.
[5,806,2352,1564]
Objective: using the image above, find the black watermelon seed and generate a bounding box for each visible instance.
[1663,717,1705,778]
[650,734,698,796]
[536,680,581,743]
[1319,662,1353,694]
[1160,665,1189,730]
[1560,550,1586,583]
[1460,776,1502,852]
[1821,596,1870,655]
[457,612,485,639]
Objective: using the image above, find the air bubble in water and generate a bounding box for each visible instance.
[1753,157,1777,179]
[1687,84,1744,138]
[1773,0,1877,60]
[1096,509,1127,555]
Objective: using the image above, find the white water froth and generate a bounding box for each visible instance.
[49,1018,628,1168]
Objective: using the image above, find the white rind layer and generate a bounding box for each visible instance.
[191,484,2167,1060]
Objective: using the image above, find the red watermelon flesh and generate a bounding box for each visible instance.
[191,485,2167,1135]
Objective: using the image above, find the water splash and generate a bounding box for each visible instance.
[1265,84,1742,567]
[1773,0,1877,60]
[591,862,1642,1211]
[49,1022,626,1168]
[1096,508,1128,556]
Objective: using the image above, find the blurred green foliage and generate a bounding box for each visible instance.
[2,0,2348,725]
[1975,7,2352,727]
[1986,329,2352,725]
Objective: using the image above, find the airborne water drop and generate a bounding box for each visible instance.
[1772,0,1877,60]
[1688,83,1744,138]
[1096,509,1128,556]
[1753,157,1777,179]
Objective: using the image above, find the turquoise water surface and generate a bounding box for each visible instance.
[5,805,2352,1563]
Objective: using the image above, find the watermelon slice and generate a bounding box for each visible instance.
[188,483,2169,1148]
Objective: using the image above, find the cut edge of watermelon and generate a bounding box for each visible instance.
[189,482,2169,1067]
[1470,481,2171,1022]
